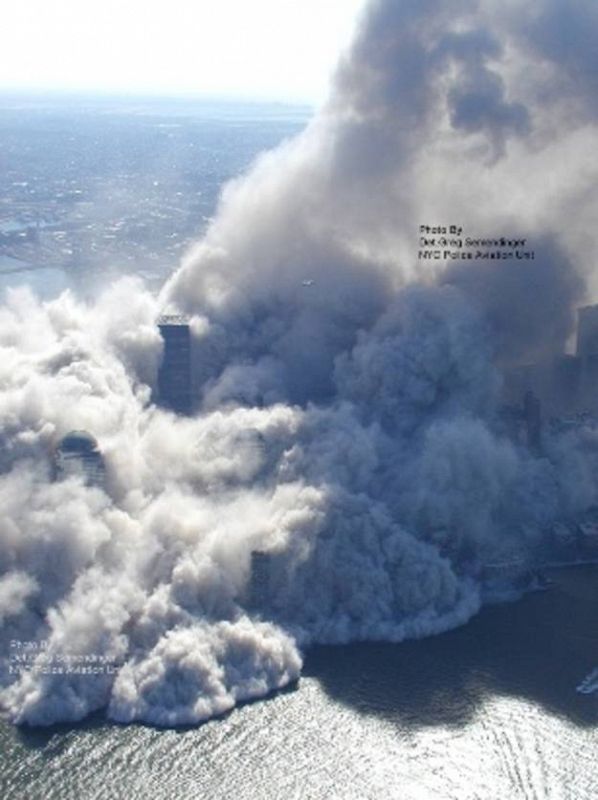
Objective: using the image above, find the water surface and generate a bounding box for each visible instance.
[2,566,597,800]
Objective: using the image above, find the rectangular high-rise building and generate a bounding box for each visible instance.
[157,315,192,414]
[577,305,598,357]
[576,305,598,412]
[248,551,272,610]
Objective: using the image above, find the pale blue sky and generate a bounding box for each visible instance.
[0,0,365,102]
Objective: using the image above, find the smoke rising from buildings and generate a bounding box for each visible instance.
[2,0,598,726]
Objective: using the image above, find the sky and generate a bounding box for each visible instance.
[0,0,365,103]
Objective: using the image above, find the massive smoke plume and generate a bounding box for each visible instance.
[2,0,598,726]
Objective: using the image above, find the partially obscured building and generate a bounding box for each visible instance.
[577,305,598,357]
[523,389,542,450]
[503,305,598,417]
[248,550,272,610]
[157,315,192,414]
[54,431,105,487]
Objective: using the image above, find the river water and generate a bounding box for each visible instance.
[1,565,597,800]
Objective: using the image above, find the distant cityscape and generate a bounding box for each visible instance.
[0,95,309,293]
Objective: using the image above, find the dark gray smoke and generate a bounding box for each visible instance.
[444,237,585,364]
[1,0,598,726]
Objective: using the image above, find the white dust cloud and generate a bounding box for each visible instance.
[2,0,598,725]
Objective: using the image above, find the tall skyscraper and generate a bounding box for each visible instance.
[523,389,542,451]
[54,431,105,487]
[577,305,598,412]
[248,550,272,610]
[157,315,192,414]
[577,305,598,357]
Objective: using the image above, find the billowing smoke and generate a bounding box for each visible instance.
[2,0,598,726]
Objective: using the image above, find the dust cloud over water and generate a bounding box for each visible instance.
[2,566,597,800]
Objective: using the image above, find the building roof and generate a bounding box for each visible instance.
[57,430,100,454]
[158,314,189,326]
